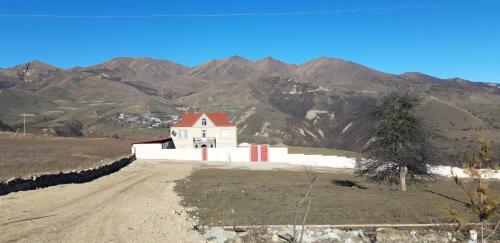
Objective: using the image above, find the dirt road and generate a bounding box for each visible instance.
[0,160,204,242]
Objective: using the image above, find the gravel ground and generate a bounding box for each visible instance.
[0,158,352,242]
[0,159,204,242]
[196,160,354,173]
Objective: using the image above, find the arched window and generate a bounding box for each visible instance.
[201,118,207,126]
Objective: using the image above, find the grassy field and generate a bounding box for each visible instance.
[0,132,131,181]
[288,146,360,158]
[175,168,500,226]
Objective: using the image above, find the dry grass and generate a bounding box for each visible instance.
[175,168,500,226]
[288,146,360,158]
[0,132,131,181]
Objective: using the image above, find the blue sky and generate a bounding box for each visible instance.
[0,0,499,83]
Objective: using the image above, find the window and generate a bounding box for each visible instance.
[201,118,207,126]
[202,129,207,138]
[179,129,188,138]
[220,129,230,138]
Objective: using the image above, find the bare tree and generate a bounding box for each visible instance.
[447,138,499,242]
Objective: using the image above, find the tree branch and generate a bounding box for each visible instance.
[292,166,317,242]
[485,220,500,240]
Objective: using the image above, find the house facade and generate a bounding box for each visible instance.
[170,112,237,149]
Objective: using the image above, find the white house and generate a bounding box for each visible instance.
[169,112,238,149]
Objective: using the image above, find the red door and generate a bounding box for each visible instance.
[260,144,269,162]
[250,144,259,162]
[202,147,208,161]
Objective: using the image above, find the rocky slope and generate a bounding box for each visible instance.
[1,56,499,164]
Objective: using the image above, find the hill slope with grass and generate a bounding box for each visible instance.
[1,56,499,164]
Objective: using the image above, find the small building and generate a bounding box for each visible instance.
[170,112,237,149]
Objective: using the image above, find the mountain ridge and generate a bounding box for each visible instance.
[2,56,496,84]
[1,56,499,165]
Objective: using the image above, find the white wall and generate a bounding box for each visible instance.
[269,147,288,162]
[133,143,354,166]
[284,153,356,168]
[133,144,200,160]
[207,147,248,162]
[132,144,500,179]
[431,165,500,179]
[133,144,289,163]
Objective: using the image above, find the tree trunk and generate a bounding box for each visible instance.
[400,166,407,192]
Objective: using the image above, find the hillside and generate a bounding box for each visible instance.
[1,56,499,165]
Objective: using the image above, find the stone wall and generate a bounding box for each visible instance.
[0,155,135,196]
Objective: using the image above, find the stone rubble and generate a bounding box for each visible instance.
[198,225,478,243]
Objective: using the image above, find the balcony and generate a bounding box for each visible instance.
[193,137,216,144]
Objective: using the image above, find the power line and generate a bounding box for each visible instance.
[0,1,498,18]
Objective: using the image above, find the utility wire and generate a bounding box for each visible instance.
[0,1,498,18]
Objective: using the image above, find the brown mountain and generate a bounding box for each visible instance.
[1,56,499,165]
[188,55,257,82]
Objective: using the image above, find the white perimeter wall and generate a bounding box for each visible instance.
[133,144,201,160]
[132,144,500,179]
[133,144,288,162]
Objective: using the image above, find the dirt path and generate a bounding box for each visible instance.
[0,160,204,242]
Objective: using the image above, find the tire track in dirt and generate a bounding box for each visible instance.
[0,160,204,242]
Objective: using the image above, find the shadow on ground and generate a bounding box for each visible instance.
[331,179,367,189]
[424,189,470,207]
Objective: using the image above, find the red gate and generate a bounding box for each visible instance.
[202,147,208,161]
[250,144,259,162]
[260,144,269,162]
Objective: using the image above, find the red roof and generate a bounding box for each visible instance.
[132,136,171,144]
[172,113,203,127]
[172,112,237,127]
[206,113,238,127]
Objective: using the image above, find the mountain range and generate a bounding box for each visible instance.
[1,56,499,165]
